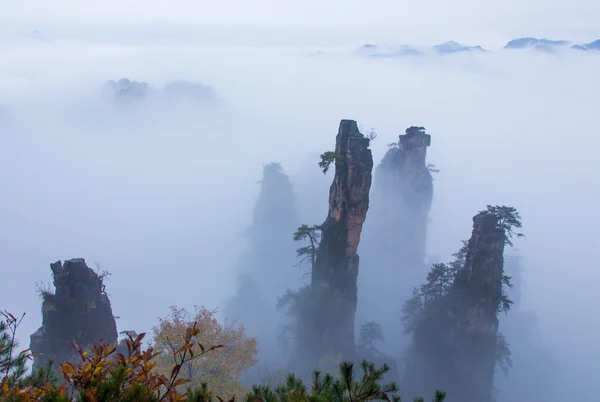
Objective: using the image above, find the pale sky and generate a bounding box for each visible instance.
[2,0,600,47]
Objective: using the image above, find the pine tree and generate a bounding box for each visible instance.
[357,322,385,358]
[0,311,30,389]
[402,205,523,402]
[293,224,322,270]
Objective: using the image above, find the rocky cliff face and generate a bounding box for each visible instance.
[311,119,373,359]
[449,211,506,402]
[30,258,118,372]
[357,126,433,357]
[403,210,506,402]
[372,126,433,273]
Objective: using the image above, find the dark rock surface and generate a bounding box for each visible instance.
[30,258,118,372]
[449,211,506,402]
[311,119,373,359]
[404,211,506,402]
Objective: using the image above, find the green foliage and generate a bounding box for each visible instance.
[399,288,423,336]
[245,360,410,402]
[412,390,447,402]
[1,321,228,401]
[402,238,514,372]
[257,366,288,389]
[449,240,468,270]
[318,152,342,175]
[420,263,457,305]
[356,323,384,358]
[480,205,524,312]
[498,274,514,314]
[278,223,324,355]
[495,333,513,376]
[481,205,524,247]
[277,286,313,353]
[405,126,426,135]
[2,313,444,402]
[0,311,31,389]
[293,224,322,269]
[401,262,458,336]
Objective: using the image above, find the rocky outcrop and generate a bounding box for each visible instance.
[225,162,299,375]
[311,119,373,359]
[403,211,507,402]
[30,258,118,372]
[368,126,433,276]
[449,211,506,402]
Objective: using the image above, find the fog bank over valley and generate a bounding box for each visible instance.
[1,33,599,400]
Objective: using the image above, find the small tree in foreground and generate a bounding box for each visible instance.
[0,311,31,388]
[151,306,258,399]
[1,319,225,401]
[1,311,445,401]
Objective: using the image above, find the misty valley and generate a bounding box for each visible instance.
[1,35,599,402]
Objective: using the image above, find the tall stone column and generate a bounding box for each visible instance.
[450,211,506,402]
[373,126,433,273]
[311,119,373,359]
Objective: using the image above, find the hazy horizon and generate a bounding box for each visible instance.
[2,0,600,48]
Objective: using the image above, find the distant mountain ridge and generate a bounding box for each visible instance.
[503,37,600,52]
[352,37,599,59]
[359,44,421,57]
[434,41,485,54]
[572,39,600,51]
[503,37,570,51]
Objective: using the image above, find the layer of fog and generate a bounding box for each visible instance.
[1,37,599,399]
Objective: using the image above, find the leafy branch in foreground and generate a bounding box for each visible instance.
[2,312,446,401]
[244,360,437,402]
[1,319,225,401]
[0,311,32,388]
